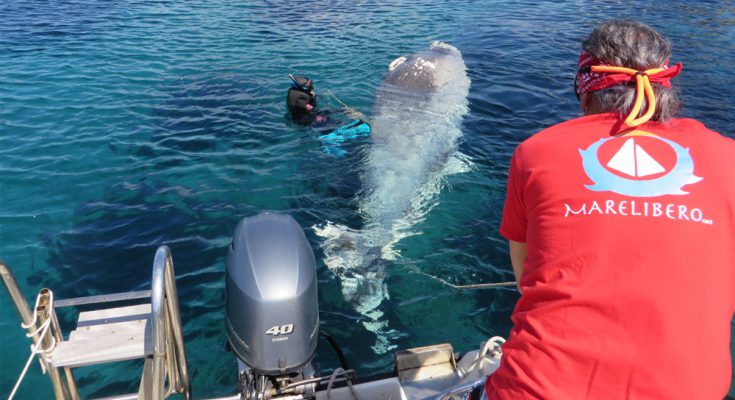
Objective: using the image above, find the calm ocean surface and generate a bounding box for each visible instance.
[2,1,734,398]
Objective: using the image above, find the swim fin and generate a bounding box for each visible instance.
[320,120,371,157]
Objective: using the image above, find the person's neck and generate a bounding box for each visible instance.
[580,92,604,115]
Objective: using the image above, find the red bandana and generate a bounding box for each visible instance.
[575,51,683,95]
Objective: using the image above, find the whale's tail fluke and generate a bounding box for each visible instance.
[314,222,387,309]
[314,221,399,353]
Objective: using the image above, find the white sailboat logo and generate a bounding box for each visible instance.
[581,133,701,196]
[606,138,666,178]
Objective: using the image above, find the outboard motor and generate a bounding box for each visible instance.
[226,213,320,399]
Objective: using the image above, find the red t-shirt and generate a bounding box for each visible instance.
[489,113,735,399]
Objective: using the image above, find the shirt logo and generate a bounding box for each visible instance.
[579,130,702,197]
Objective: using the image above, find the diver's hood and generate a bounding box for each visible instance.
[289,74,313,92]
[287,74,317,114]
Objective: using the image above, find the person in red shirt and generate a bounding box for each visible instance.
[486,20,735,399]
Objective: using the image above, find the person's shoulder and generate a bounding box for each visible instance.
[519,113,617,149]
[670,117,731,136]
[667,117,735,147]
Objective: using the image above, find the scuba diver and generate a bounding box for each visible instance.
[287,74,371,157]
[286,74,321,125]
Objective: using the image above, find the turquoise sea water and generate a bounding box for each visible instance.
[2,1,734,398]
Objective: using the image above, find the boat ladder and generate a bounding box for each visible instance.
[1,246,192,400]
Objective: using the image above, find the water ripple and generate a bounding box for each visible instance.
[1,0,733,398]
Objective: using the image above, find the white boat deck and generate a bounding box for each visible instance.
[316,344,501,400]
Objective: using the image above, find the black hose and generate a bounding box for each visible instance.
[319,330,351,373]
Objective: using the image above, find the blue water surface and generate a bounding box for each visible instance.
[1,1,734,398]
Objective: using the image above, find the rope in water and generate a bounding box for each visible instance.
[324,89,366,120]
[421,272,516,290]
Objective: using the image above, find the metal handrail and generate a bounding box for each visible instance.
[0,261,77,399]
[435,377,486,400]
[40,288,81,400]
[3,248,192,400]
[150,246,192,400]
[164,248,189,397]
[0,261,34,330]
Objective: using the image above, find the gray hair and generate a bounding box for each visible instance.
[582,20,681,122]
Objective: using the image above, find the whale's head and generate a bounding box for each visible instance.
[383,41,466,91]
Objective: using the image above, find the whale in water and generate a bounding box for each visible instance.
[315,41,471,352]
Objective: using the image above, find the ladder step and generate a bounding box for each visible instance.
[48,304,154,368]
[50,329,153,368]
[90,394,139,400]
[77,303,152,327]
[70,317,150,341]
[55,290,151,309]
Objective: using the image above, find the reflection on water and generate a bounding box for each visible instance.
[1,0,733,398]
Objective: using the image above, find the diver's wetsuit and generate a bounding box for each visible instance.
[286,74,370,156]
[287,75,318,122]
[286,74,348,129]
[289,107,336,128]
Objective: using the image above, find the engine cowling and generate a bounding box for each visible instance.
[225,213,319,375]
